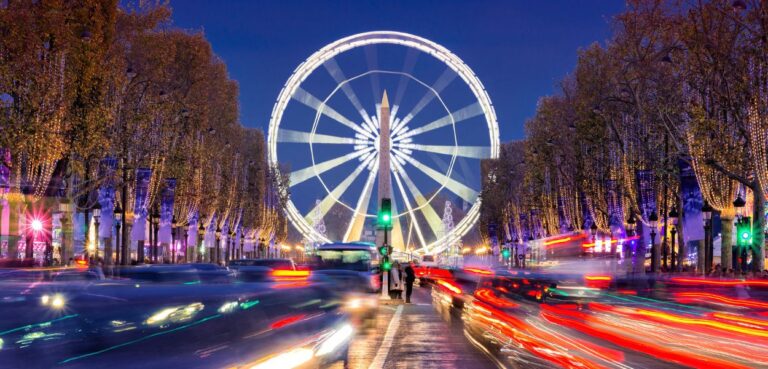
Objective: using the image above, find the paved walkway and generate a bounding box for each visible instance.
[339,287,498,369]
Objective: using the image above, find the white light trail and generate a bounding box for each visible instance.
[290,147,373,186]
[394,101,483,141]
[395,143,490,159]
[397,68,457,128]
[323,58,370,122]
[304,152,376,222]
[400,153,478,203]
[292,86,375,140]
[392,154,443,239]
[343,162,378,242]
[392,163,428,249]
[277,129,354,145]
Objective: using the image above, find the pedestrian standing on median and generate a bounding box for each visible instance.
[390,262,402,300]
[404,262,415,303]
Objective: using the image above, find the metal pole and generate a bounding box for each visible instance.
[671,226,677,273]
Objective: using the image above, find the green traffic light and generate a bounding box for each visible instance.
[379,198,392,227]
[742,231,750,240]
[502,249,510,258]
[382,260,391,271]
[379,246,388,256]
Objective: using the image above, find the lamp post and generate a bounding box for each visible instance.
[239,232,244,260]
[649,211,659,273]
[183,225,189,263]
[626,212,637,272]
[171,215,178,264]
[197,221,205,263]
[151,206,160,263]
[701,201,713,275]
[590,223,598,258]
[669,206,679,273]
[113,204,122,266]
[92,202,101,262]
[59,200,71,264]
[215,226,222,265]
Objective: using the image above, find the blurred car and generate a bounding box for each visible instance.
[0,280,353,368]
[310,242,380,324]
[228,258,296,271]
[115,264,233,284]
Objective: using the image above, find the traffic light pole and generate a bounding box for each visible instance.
[380,226,389,300]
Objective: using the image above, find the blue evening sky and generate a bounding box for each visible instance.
[168,0,625,141]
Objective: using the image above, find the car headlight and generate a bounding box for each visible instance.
[346,298,363,310]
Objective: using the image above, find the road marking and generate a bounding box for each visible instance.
[368,304,403,369]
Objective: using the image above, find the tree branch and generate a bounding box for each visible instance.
[704,158,754,189]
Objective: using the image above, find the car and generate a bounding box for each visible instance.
[228,258,296,270]
[310,242,380,324]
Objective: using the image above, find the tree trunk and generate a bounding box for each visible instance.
[753,181,766,273]
[677,192,685,272]
[721,216,734,273]
[104,236,112,265]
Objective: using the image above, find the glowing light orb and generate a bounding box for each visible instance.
[31,219,43,232]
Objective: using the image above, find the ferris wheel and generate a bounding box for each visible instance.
[267,31,499,254]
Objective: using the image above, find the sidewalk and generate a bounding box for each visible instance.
[342,287,497,369]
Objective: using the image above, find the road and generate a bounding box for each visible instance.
[337,287,498,369]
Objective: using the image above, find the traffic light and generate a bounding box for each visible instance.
[378,198,392,228]
[501,247,511,259]
[737,218,752,246]
[381,259,392,271]
[379,244,389,256]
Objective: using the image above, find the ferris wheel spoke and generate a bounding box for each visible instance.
[393,101,483,140]
[393,47,420,111]
[292,86,375,140]
[394,143,490,159]
[303,152,377,222]
[364,46,382,104]
[392,166,428,250]
[290,147,373,186]
[397,67,457,129]
[323,58,371,123]
[393,159,443,239]
[396,150,478,203]
[342,162,378,242]
[277,129,359,145]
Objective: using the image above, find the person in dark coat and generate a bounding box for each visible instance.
[404,262,416,303]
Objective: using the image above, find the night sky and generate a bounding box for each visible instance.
[168,0,625,141]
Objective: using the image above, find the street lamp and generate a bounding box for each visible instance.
[171,215,178,264]
[92,202,101,261]
[669,206,679,272]
[734,195,746,219]
[215,226,222,265]
[151,207,160,263]
[227,230,235,262]
[113,204,122,266]
[649,210,659,273]
[58,199,72,264]
[701,201,713,275]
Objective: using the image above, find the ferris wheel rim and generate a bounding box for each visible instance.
[267,30,500,252]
